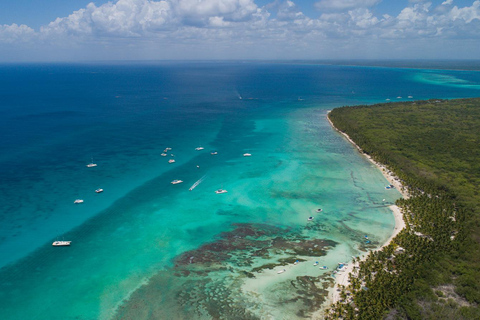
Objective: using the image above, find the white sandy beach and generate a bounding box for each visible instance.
[324,111,408,306]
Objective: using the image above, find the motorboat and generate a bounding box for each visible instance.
[277,269,286,274]
[95,189,104,193]
[86,158,97,167]
[243,153,251,157]
[74,199,84,204]
[168,159,175,163]
[195,147,204,151]
[313,261,319,266]
[211,151,218,155]
[52,241,71,246]
[161,153,167,156]
[316,208,323,213]
[215,189,227,194]
[307,216,314,221]
[171,180,183,184]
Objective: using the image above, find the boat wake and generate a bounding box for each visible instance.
[189,175,206,191]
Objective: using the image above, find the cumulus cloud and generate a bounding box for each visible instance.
[1,0,480,60]
[0,24,36,43]
[315,0,382,11]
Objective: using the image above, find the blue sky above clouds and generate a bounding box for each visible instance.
[0,0,479,61]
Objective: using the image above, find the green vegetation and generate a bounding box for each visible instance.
[326,98,480,319]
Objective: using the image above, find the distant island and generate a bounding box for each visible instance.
[326,98,480,319]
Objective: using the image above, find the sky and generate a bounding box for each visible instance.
[0,0,479,61]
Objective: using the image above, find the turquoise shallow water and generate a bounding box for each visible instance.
[1,62,480,319]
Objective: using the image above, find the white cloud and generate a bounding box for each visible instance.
[1,0,480,60]
[315,0,382,11]
[449,0,480,23]
[442,0,453,5]
[0,24,36,43]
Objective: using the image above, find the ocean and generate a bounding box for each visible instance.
[1,61,479,319]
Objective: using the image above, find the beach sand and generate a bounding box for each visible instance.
[322,111,408,310]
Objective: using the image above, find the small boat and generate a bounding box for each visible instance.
[86,158,97,167]
[74,199,84,204]
[95,189,103,193]
[277,269,286,274]
[408,96,413,98]
[243,153,252,157]
[316,208,323,212]
[307,216,314,221]
[189,175,206,191]
[397,96,402,99]
[211,151,218,155]
[215,189,227,194]
[165,147,172,151]
[293,260,299,265]
[52,241,71,246]
[168,159,175,163]
[313,261,319,266]
[171,180,183,184]
[386,98,390,101]
[320,266,328,270]
[161,153,167,157]
[195,147,204,151]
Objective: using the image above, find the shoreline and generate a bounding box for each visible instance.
[324,111,408,307]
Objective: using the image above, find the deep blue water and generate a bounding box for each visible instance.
[0,62,480,319]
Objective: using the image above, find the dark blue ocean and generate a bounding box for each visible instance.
[1,62,479,319]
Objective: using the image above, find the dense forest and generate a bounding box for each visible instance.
[326,98,480,319]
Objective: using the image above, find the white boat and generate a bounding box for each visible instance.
[95,188,103,193]
[211,151,218,155]
[195,147,204,151]
[161,153,167,157]
[171,180,183,184]
[307,216,314,221]
[316,208,323,212]
[243,153,251,157]
[408,96,413,98]
[168,159,175,163]
[397,96,402,99]
[215,189,227,194]
[313,261,319,266]
[293,260,299,265]
[320,266,328,270]
[74,199,84,204]
[52,241,71,246]
[277,269,286,274]
[86,158,97,167]
[189,175,206,191]
[165,147,172,151]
